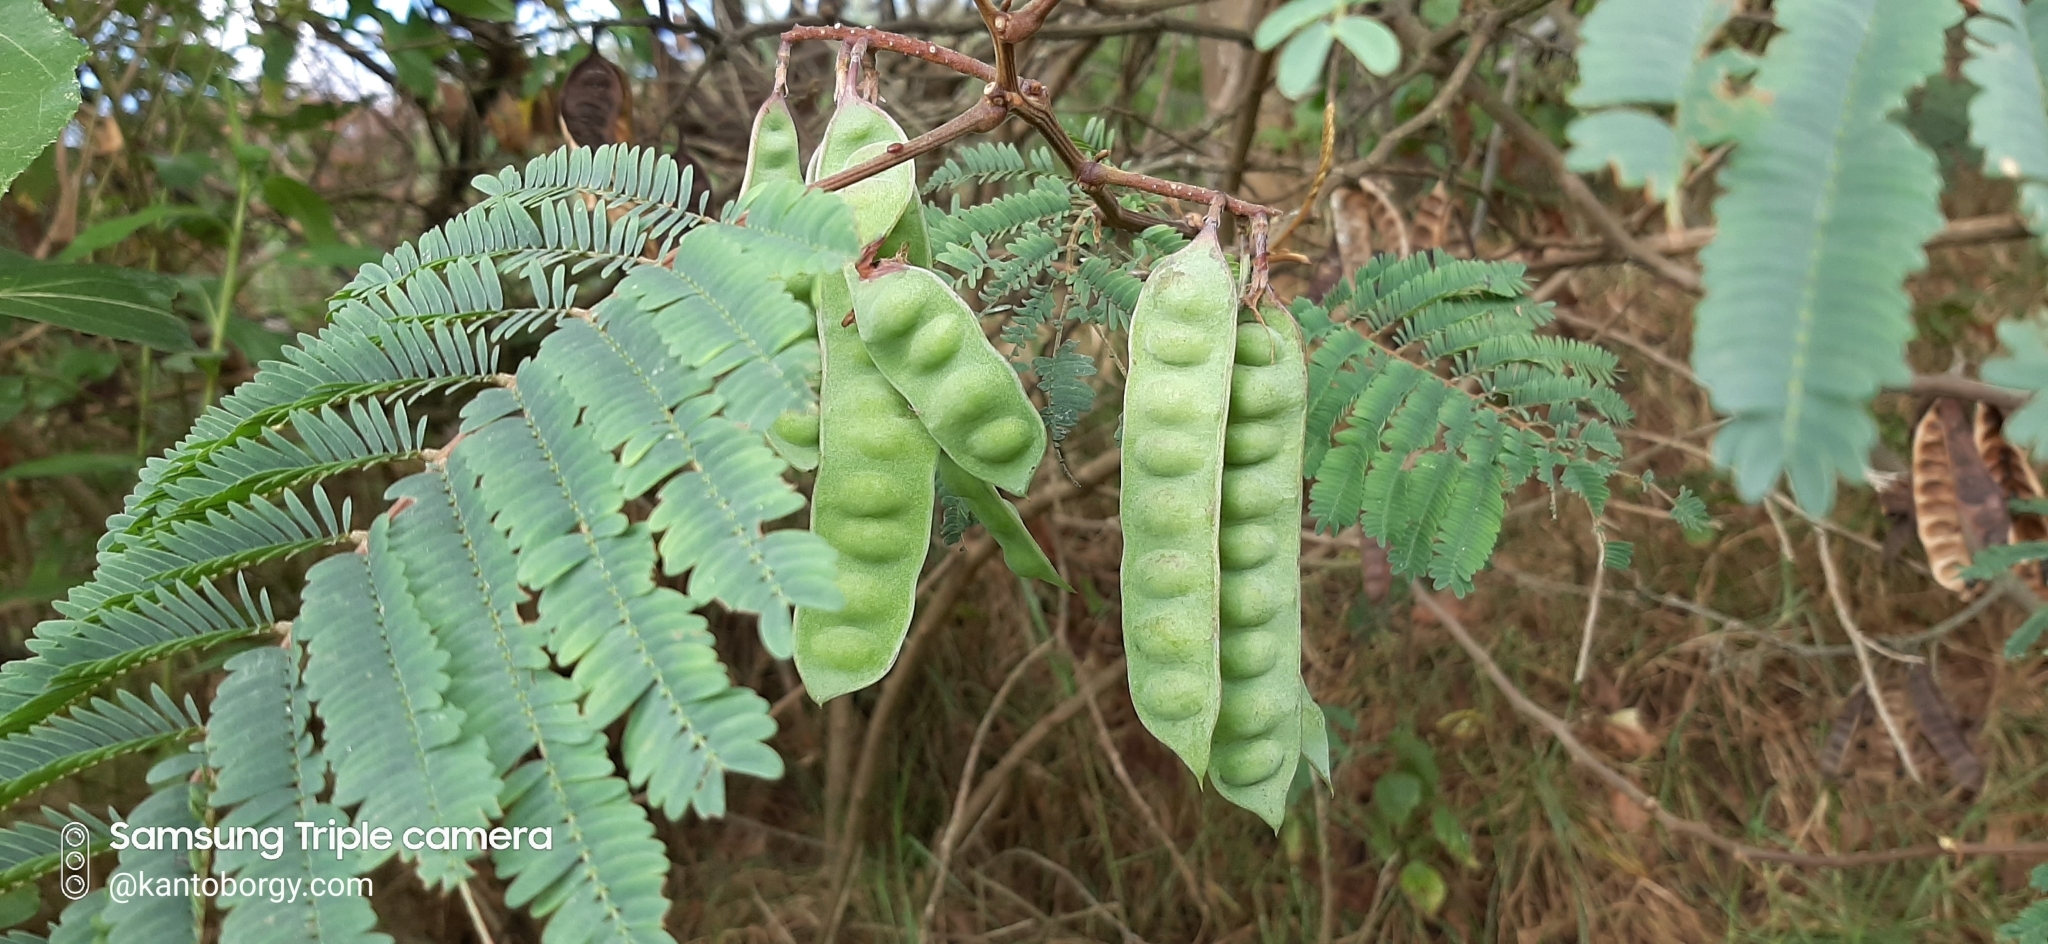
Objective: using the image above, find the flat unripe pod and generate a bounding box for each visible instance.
[1118,226,1237,780]
[850,262,1048,494]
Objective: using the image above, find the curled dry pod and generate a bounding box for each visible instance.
[937,454,1069,590]
[1819,687,1870,782]
[1209,310,1308,828]
[1913,400,1983,597]
[792,271,940,702]
[850,262,1047,494]
[740,93,803,200]
[1976,401,2048,596]
[1117,225,1237,778]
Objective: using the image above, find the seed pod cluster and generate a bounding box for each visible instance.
[789,91,1059,705]
[1118,226,1238,778]
[1209,310,1307,827]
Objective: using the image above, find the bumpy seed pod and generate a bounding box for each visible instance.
[1117,224,1237,778]
[793,271,940,703]
[808,99,914,245]
[937,453,1069,590]
[739,93,802,199]
[836,142,915,245]
[1209,309,1307,828]
[808,97,901,181]
[850,262,1048,494]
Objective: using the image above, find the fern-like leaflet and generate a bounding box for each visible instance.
[0,145,857,942]
[1299,251,1626,595]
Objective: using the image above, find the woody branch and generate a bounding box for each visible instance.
[782,20,1282,236]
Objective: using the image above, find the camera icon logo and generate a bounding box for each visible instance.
[58,822,89,901]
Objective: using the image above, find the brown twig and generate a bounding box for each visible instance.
[1413,584,2048,867]
[813,95,1011,192]
[952,659,1129,841]
[782,23,1021,86]
[1361,16,1497,171]
[1522,213,2033,275]
[1462,79,1702,292]
[1812,527,1924,783]
[783,24,1283,233]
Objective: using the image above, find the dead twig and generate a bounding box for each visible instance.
[1812,527,1924,783]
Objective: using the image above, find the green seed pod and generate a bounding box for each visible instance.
[937,453,1069,591]
[807,98,914,246]
[1209,308,1307,828]
[740,93,802,199]
[850,262,1048,494]
[1118,226,1237,779]
[768,406,822,471]
[807,98,902,182]
[837,142,914,246]
[1299,678,1331,783]
[793,270,939,703]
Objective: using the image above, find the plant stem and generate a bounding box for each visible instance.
[202,92,256,408]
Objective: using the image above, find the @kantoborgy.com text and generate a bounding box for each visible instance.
[107,870,374,905]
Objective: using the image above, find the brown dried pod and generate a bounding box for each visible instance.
[1914,399,2010,597]
[1914,404,1974,594]
[1976,401,2048,595]
[1410,180,1459,253]
[559,51,632,148]
[1905,662,1984,794]
[1820,686,1870,782]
